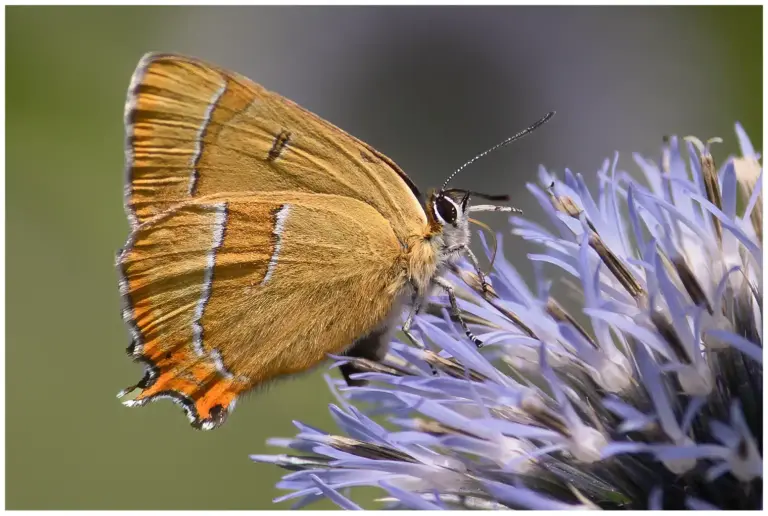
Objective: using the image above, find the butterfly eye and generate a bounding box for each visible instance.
[435,195,458,225]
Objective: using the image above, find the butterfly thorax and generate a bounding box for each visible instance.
[406,234,440,295]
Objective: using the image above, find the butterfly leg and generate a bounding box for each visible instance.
[446,243,492,294]
[401,297,424,349]
[401,295,440,376]
[433,276,484,348]
[463,203,521,295]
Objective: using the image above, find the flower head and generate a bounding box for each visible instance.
[252,124,762,510]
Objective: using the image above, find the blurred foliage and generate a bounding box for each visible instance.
[6,5,761,510]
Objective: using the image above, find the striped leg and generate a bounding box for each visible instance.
[434,276,484,348]
[401,296,439,376]
[401,298,423,349]
[446,243,491,294]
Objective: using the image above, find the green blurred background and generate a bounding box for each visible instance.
[6,5,761,510]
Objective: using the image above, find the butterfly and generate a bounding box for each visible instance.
[117,52,553,429]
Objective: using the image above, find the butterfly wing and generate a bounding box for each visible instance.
[124,52,426,242]
[118,191,408,429]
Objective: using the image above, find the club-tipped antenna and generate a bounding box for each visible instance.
[441,111,556,190]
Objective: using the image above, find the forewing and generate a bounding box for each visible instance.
[118,191,407,429]
[124,53,426,241]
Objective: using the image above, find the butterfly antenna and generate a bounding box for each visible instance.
[441,111,556,190]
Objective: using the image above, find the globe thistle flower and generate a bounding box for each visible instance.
[252,124,762,510]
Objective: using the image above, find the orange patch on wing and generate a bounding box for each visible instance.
[128,347,243,429]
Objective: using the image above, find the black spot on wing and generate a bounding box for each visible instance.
[267,130,292,161]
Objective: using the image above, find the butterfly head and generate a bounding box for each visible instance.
[430,189,470,228]
[427,188,512,244]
